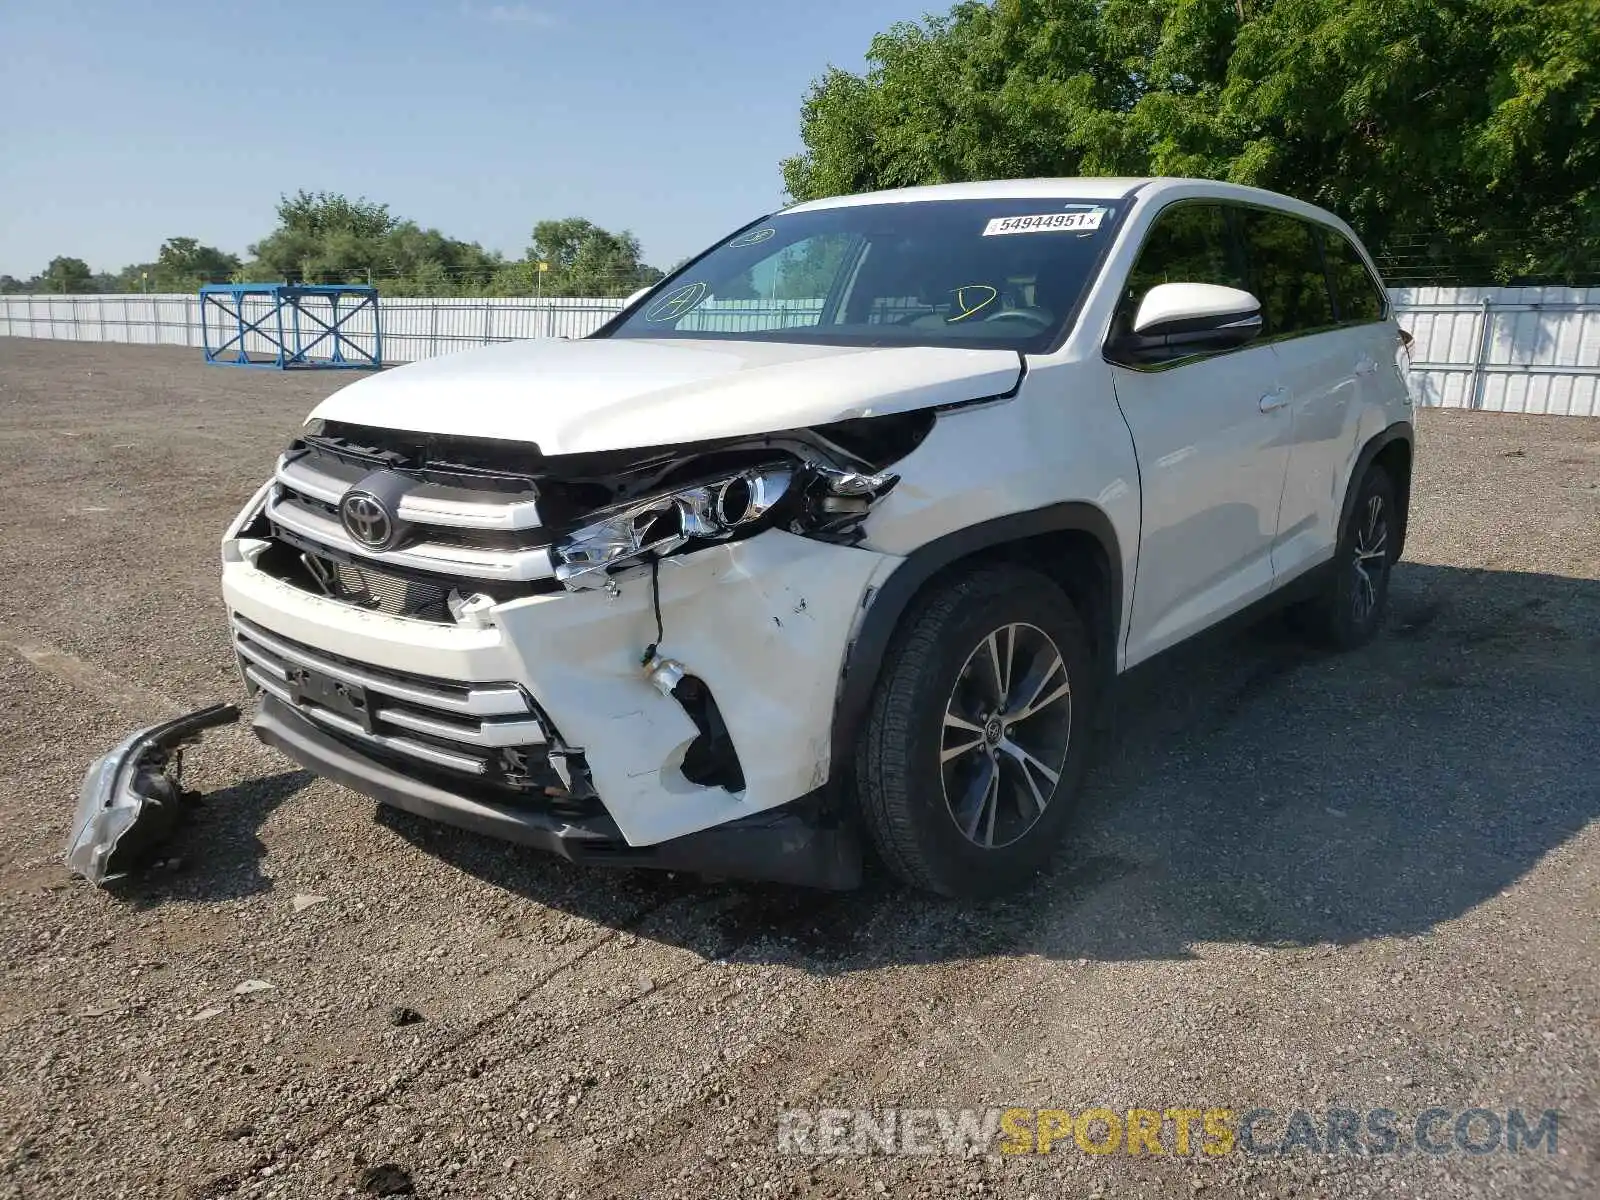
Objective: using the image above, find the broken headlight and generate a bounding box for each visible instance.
[552,465,793,588]
[551,460,897,590]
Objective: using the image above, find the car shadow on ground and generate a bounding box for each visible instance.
[109,768,313,907]
[380,560,1598,973]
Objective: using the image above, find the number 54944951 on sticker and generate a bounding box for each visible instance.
[982,210,1105,235]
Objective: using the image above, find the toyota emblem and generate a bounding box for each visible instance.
[340,490,396,550]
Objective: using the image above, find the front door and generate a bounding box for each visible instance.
[1108,202,1294,667]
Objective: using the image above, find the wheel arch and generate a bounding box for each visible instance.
[1341,421,1414,560]
[831,502,1123,779]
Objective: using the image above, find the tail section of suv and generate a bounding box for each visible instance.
[220,177,1413,896]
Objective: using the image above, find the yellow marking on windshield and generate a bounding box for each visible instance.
[946,284,999,323]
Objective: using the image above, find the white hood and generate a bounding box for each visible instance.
[308,337,1022,455]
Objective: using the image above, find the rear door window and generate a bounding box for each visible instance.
[1321,230,1388,324]
[1240,210,1336,340]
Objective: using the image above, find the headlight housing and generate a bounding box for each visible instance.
[551,460,897,590]
[552,465,795,588]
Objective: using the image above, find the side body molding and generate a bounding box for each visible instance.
[829,501,1123,779]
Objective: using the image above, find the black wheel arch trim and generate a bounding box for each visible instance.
[1340,421,1414,560]
[830,501,1123,779]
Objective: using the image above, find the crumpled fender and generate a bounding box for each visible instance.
[65,703,240,886]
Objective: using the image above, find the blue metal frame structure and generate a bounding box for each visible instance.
[201,283,382,369]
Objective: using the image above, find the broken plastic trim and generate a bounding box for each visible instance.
[672,673,746,793]
[641,654,745,793]
[793,464,899,539]
[65,703,241,886]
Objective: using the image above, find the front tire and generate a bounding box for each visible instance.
[854,565,1095,898]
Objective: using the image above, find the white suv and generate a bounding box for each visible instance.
[219,177,1413,898]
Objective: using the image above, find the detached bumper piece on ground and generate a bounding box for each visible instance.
[65,703,240,885]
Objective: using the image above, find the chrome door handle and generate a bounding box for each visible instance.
[1259,388,1289,413]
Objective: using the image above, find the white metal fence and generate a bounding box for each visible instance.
[0,293,627,359]
[3,288,1598,417]
[1392,286,1600,417]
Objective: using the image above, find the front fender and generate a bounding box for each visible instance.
[830,501,1123,781]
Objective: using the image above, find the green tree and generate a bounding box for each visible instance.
[111,262,160,293]
[244,190,509,295]
[245,190,397,284]
[521,218,663,296]
[152,237,242,290]
[377,222,501,296]
[40,256,95,293]
[782,0,1600,284]
[274,190,396,241]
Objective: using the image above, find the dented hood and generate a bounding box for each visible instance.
[308,337,1022,454]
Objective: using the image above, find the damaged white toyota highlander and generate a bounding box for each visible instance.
[71,177,1416,897]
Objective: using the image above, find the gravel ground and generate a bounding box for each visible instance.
[0,338,1596,1200]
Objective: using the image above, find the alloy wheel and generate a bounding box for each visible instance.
[1350,493,1389,625]
[939,623,1073,849]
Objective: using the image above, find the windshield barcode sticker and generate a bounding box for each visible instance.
[982,210,1105,236]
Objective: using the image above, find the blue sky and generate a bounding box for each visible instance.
[0,0,926,278]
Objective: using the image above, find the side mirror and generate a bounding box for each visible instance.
[1110,282,1263,363]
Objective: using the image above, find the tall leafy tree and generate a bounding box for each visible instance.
[244,191,508,295]
[40,256,95,293]
[376,223,502,297]
[782,0,1600,283]
[273,190,397,241]
[246,190,399,285]
[111,262,160,293]
[507,218,663,297]
[6,195,663,298]
[152,237,241,289]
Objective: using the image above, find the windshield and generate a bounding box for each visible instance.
[603,197,1126,352]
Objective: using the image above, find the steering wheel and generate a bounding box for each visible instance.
[981,308,1053,328]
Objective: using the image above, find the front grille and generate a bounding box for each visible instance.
[230,615,596,812]
[284,486,541,552]
[265,447,555,590]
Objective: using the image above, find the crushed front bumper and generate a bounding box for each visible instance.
[65,703,240,885]
[223,526,896,886]
[253,691,861,888]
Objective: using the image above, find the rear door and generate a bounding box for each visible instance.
[1238,207,1357,584]
[1321,226,1409,420]
[1108,202,1292,667]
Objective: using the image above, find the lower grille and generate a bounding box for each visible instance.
[306,552,450,622]
[230,615,592,807]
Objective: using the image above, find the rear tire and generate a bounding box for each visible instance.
[1296,466,1397,650]
[853,565,1096,898]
